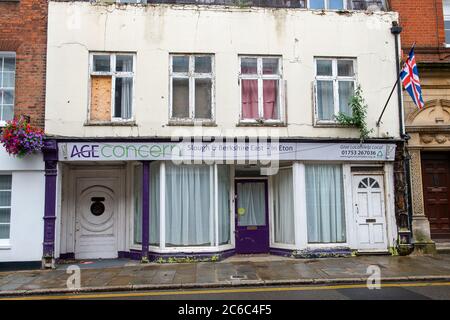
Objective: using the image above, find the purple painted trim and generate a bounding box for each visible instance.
[58,252,75,260]
[269,247,294,257]
[43,139,58,161]
[125,249,235,262]
[43,160,57,259]
[141,161,150,260]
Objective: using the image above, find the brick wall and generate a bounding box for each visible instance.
[0,0,47,128]
[389,0,450,62]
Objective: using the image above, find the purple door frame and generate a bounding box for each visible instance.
[234,179,269,254]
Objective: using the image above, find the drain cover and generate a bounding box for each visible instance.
[230,274,248,280]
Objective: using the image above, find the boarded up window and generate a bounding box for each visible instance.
[90,75,112,122]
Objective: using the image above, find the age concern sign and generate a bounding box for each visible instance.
[58,142,396,162]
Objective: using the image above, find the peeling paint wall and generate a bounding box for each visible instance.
[46,3,400,139]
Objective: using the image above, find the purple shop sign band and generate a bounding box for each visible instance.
[58,142,396,162]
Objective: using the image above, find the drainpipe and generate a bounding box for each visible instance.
[391,22,413,247]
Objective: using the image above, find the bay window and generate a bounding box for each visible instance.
[133,162,231,249]
[170,54,214,123]
[305,164,346,243]
[239,56,283,123]
[314,58,356,123]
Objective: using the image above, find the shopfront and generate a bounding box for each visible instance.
[48,140,399,262]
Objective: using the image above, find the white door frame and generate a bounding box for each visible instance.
[61,165,126,258]
[351,171,389,252]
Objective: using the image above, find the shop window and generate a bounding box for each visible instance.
[305,164,346,243]
[89,53,135,122]
[444,0,450,45]
[239,56,284,124]
[0,53,15,124]
[0,175,12,241]
[314,58,356,124]
[133,163,231,249]
[272,168,295,245]
[170,54,214,123]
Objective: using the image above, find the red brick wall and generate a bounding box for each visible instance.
[389,0,450,62]
[0,0,47,129]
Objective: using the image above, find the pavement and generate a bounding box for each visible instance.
[1,254,450,297]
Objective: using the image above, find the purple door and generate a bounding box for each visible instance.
[235,180,269,254]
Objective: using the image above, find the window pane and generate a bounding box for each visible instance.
[114,77,133,119]
[165,164,212,246]
[444,0,450,15]
[338,81,354,115]
[116,55,133,72]
[172,56,189,73]
[241,79,259,119]
[306,164,346,243]
[133,165,142,244]
[0,176,11,190]
[263,80,279,120]
[316,60,332,76]
[0,224,10,240]
[317,80,334,120]
[338,60,354,76]
[93,55,110,72]
[195,56,211,73]
[262,58,279,75]
[172,78,189,118]
[445,20,450,43]
[4,58,15,72]
[241,58,257,74]
[195,78,212,119]
[328,0,344,9]
[218,165,230,245]
[0,191,11,207]
[237,182,266,226]
[0,208,10,223]
[1,105,13,122]
[150,162,160,246]
[3,90,14,104]
[310,0,325,9]
[273,169,295,244]
[2,72,15,88]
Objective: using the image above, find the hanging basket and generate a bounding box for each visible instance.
[0,117,44,158]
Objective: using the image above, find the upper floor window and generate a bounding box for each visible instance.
[169,54,214,123]
[444,0,450,45]
[314,58,356,123]
[0,53,15,124]
[309,0,344,10]
[239,56,284,124]
[89,53,135,122]
[0,175,12,242]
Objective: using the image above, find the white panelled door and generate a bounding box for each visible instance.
[352,175,388,252]
[75,177,119,259]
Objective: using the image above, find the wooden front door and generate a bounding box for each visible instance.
[422,152,450,240]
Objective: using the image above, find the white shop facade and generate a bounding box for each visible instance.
[46,139,400,262]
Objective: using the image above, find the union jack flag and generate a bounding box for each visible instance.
[400,47,424,109]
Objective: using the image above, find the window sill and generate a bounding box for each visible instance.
[0,244,11,250]
[313,121,356,128]
[84,121,137,127]
[237,121,286,127]
[167,120,217,127]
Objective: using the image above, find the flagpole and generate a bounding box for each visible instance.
[376,42,416,128]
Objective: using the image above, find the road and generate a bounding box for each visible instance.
[2,281,450,300]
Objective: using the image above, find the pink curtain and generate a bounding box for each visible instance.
[263,80,278,120]
[241,80,258,119]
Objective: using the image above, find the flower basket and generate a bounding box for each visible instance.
[0,117,45,158]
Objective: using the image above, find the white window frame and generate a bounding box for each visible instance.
[307,0,347,10]
[238,55,284,124]
[0,52,15,127]
[89,52,136,122]
[0,174,12,246]
[169,54,215,124]
[314,57,357,125]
